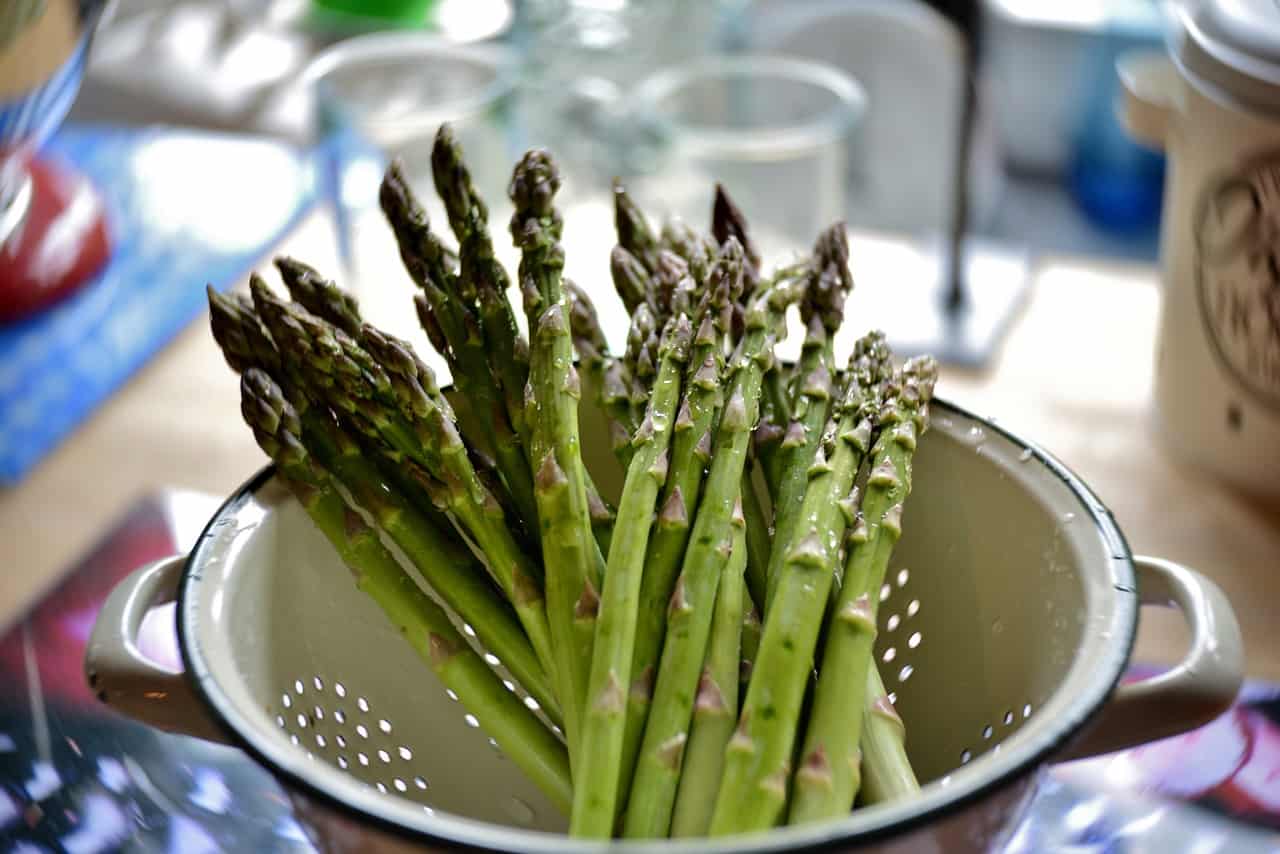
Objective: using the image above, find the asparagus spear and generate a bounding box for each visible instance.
[431,124,533,445]
[611,245,656,317]
[250,281,557,683]
[623,266,806,839]
[739,599,762,695]
[614,180,662,274]
[571,314,691,837]
[511,149,605,769]
[860,665,920,804]
[670,499,747,837]
[618,239,744,807]
[755,367,788,500]
[708,333,891,836]
[739,471,773,616]
[764,224,855,613]
[661,219,717,289]
[274,256,361,338]
[239,369,571,814]
[652,249,691,323]
[379,161,541,539]
[789,356,935,825]
[567,280,636,456]
[712,184,762,291]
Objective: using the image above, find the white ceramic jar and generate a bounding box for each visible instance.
[1120,0,1280,501]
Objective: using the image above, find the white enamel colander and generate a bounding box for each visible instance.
[85,398,1243,852]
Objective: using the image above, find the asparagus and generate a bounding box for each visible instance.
[275,256,361,338]
[660,219,717,289]
[206,286,561,719]
[379,161,541,539]
[611,245,656,317]
[571,314,691,837]
[789,356,935,824]
[623,266,805,839]
[755,366,788,499]
[859,665,920,804]
[739,599,762,695]
[431,124,533,446]
[739,470,772,617]
[567,280,638,466]
[617,239,744,808]
[711,184,762,291]
[614,180,661,274]
[250,280,557,683]
[652,249,691,323]
[239,369,571,813]
[670,501,747,837]
[511,149,605,769]
[764,224,855,613]
[708,333,891,836]
[305,412,563,726]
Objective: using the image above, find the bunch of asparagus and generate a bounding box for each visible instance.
[208,124,938,839]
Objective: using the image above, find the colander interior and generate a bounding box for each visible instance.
[179,398,1134,848]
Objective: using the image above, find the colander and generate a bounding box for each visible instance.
[84,397,1243,852]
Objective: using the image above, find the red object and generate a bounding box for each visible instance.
[0,152,111,323]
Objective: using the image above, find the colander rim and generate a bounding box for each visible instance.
[176,396,1137,852]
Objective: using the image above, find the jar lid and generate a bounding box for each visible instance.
[1177,0,1280,114]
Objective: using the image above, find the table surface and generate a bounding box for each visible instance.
[3,212,1278,682]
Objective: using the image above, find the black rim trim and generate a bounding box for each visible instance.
[176,398,1136,853]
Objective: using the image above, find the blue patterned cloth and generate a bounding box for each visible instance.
[0,125,318,484]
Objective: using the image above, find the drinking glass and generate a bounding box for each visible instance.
[625,55,864,262]
[303,33,518,349]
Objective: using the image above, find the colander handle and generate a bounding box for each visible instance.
[1062,555,1244,759]
[85,555,231,745]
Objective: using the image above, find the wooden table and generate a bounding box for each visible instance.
[3,214,1278,681]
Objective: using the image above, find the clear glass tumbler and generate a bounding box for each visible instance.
[626,55,864,262]
[303,33,518,349]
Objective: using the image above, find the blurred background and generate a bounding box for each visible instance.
[0,0,1172,485]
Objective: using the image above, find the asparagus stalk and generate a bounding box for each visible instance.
[571,314,691,837]
[712,184,762,292]
[740,470,772,617]
[789,356,935,825]
[511,149,605,769]
[661,219,717,289]
[239,369,571,814]
[379,161,541,539]
[708,333,891,836]
[618,239,744,807]
[739,599,762,696]
[275,256,362,338]
[614,180,662,274]
[860,665,920,804]
[305,412,563,726]
[623,267,805,839]
[652,249,691,324]
[566,280,638,483]
[250,280,557,683]
[670,499,747,837]
[755,366,788,500]
[611,245,656,317]
[431,124,533,446]
[762,314,831,607]
[764,224,855,613]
